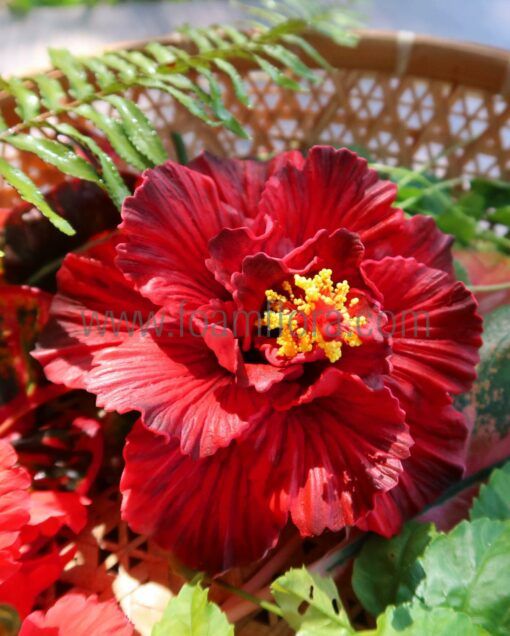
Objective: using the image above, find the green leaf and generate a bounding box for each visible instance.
[145,42,177,65]
[101,53,138,82]
[488,205,510,227]
[281,33,332,70]
[152,581,233,636]
[470,461,510,521]
[81,57,117,90]
[48,48,94,100]
[471,177,510,210]
[416,519,510,635]
[139,79,217,127]
[0,158,74,235]
[353,522,437,616]
[271,567,353,635]
[53,122,129,209]
[254,54,302,91]
[465,306,510,441]
[213,58,252,107]
[7,77,40,120]
[105,95,167,166]
[74,104,149,172]
[195,67,248,137]
[453,259,470,284]
[365,604,490,636]
[119,51,158,75]
[262,43,317,81]
[436,206,478,245]
[5,133,101,183]
[34,74,66,110]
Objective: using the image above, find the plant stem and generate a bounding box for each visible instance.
[25,230,117,285]
[212,578,284,618]
[469,281,510,293]
[170,132,189,165]
[177,564,284,618]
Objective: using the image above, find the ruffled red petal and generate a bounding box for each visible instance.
[118,161,240,311]
[84,317,265,457]
[33,237,157,390]
[19,593,133,636]
[21,491,89,544]
[0,441,30,584]
[252,371,411,535]
[259,146,399,248]
[121,421,287,572]
[358,384,468,536]
[0,547,75,617]
[365,214,454,276]
[189,150,305,219]
[363,256,483,395]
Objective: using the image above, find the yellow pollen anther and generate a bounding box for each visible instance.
[261,268,365,363]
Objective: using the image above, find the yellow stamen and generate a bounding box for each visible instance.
[261,268,366,363]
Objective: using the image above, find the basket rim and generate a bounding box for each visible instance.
[112,29,510,95]
[1,29,509,99]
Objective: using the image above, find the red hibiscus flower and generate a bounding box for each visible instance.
[19,593,133,635]
[34,146,483,572]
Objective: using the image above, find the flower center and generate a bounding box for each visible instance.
[261,268,366,363]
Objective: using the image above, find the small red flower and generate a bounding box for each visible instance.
[34,147,483,571]
[0,440,30,585]
[0,437,91,616]
[19,593,133,636]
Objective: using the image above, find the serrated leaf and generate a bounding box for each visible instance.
[53,122,129,210]
[152,581,233,636]
[221,25,249,46]
[5,133,101,183]
[213,59,252,107]
[281,33,332,69]
[470,461,510,521]
[48,48,94,100]
[34,74,66,110]
[262,43,317,81]
[74,104,149,172]
[139,79,217,127]
[353,522,437,616]
[416,518,510,635]
[181,26,212,53]
[271,567,353,636]
[81,57,117,90]
[101,53,138,82]
[105,95,167,166]
[7,77,40,120]
[0,158,74,235]
[196,67,248,137]
[254,54,302,90]
[364,604,490,636]
[145,42,177,65]
[119,51,158,75]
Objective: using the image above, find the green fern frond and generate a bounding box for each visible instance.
[0,0,360,234]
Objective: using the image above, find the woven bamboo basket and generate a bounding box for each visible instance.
[3,29,510,634]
